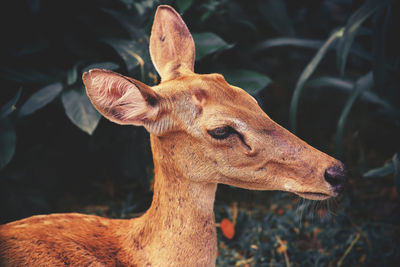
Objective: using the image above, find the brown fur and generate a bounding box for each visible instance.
[0,5,343,266]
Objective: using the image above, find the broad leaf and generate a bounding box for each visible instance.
[133,0,155,16]
[372,7,390,92]
[337,0,390,75]
[253,37,373,63]
[307,76,400,118]
[335,72,373,156]
[364,161,394,178]
[19,83,63,117]
[306,76,354,91]
[193,32,233,61]
[176,0,193,14]
[0,66,52,84]
[104,39,147,81]
[393,154,400,196]
[223,69,271,95]
[254,38,325,52]
[13,39,48,57]
[289,28,344,133]
[259,0,294,36]
[27,0,40,15]
[66,64,79,86]
[0,119,16,169]
[0,88,22,119]
[363,153,400,195]
[82,62,120,73]
[62,86,101,135]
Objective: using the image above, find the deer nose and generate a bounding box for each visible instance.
[324,164,347,193]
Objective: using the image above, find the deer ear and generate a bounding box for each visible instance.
[83,69,160,126]
[149,5,195,81]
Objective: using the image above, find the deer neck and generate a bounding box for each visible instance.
[124,135,218,266]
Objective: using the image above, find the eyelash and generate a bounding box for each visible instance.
[207,126,236,140]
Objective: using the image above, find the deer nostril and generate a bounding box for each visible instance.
[324,166,347,191]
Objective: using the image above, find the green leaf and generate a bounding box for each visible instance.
[176,0,193,14]
[133,0,155,16]
[372,7,390,92]
[200,11,212,23]
[13,39,48,57]
[289,28,344,133]
[335,72,373,157]
[259,0,294,36]
[66,64,79,86]
[0,119,16,169]
[306,76,354,91]
[254,38,325,52]
[18,83,63,117]
[393,154,400,196]
[61,86,101,135]
[337,0,390,75]
[82,62,120,73]
[307,76,400,118]
[104,39,147,81]
[0,88,22,119]
[363,154,400,195]
[192,33,233,61]
[252,37,374,63]
[363,161,394,178]
[222,69,271,95]
[0,66,52,84]
[27,0,41,15]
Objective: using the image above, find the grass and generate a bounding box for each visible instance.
[213,185,399,266]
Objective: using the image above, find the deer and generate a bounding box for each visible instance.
[0,5,346,267]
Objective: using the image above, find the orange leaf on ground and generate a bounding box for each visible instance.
[220,218,235,239]
[277,242,288,254]
[313,227,322,238]
[277,208,284,215]
[276,237,288,254]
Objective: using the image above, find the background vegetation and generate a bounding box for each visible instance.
[1,0,399,266]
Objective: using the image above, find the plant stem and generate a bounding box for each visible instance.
[337,233,360,267]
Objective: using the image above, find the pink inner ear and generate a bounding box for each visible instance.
[91,74,134,111]
[85,71,155,124]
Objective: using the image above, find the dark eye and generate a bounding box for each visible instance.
[207,126,235,140]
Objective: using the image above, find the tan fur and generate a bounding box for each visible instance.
[0,5,343,266]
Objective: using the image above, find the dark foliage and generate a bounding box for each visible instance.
[1,0,399,265]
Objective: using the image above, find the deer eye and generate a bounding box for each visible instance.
[207,126,235,140]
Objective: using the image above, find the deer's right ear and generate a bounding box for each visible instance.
[83,69,160,127]
[150,5,195,81]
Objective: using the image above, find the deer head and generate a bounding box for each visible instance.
[82,5,346,201]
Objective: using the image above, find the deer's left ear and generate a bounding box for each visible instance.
[83,69,161,127]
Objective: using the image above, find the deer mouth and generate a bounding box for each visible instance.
[295,192,332,200]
